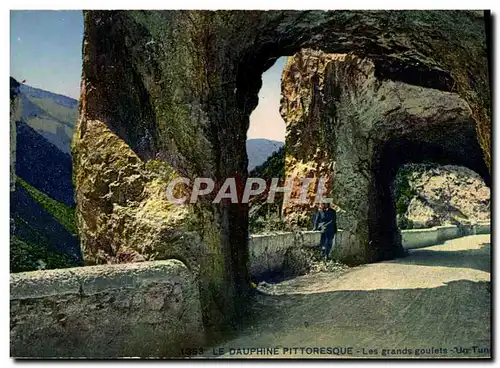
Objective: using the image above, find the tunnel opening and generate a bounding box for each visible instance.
[246,57,288,235]
[239,50,345,288]
[241,50,339,230]
[393,163,491,231]
[369,120,490,262]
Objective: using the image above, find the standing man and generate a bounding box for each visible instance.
[313,203,337,259]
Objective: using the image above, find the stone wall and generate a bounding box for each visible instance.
[401,222,491,249]
[437,225,461,242]
[401,227,440,249]
[249,223,491,274]
[249,231,320,280]
[476,222,491,234]
[10,260,204,358]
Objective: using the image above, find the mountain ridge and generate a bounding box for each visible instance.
[19,83,78,154]
[10,78,81,272]
[246,138,284,171]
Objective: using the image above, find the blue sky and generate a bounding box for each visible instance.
[10,10,286,141]
[10,10,84,99]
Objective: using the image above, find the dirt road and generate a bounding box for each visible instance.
[205,234,491,359]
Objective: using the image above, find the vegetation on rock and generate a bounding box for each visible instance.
[10,176,79,273]
[394,167,417,229]
[10,235,75,273]
[17,176,77,234]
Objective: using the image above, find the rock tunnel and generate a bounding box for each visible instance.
[281,50,491,264]
[371,122,491,262]
[74,10,491,329]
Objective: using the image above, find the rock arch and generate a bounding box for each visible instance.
[281,50,490,264]
[74,10,491,327]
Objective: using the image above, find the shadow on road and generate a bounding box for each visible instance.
[218,279,492,358]
[394,242,490,273]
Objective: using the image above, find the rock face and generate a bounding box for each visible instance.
[281,49,490,263]
[397,164,490,228]
[72,119,223,328]
[75,10,491,328]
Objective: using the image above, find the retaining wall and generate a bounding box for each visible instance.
[10,260,204,358]
[437,225,460,242]
[248,231,321,280]
[401,222,491,249]
[249,221,491,265]
[476,221,491,235]
[401,227,439,249]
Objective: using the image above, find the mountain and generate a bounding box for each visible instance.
[10,78,82,272]
[15,120,74,206]
[18,83,78,154]
[248,146,286,233]
[246,138,284,171]
[14,83,77,206]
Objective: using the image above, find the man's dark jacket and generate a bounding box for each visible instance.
[313,208,337,235]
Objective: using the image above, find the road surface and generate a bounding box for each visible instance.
[204,234,491,359]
